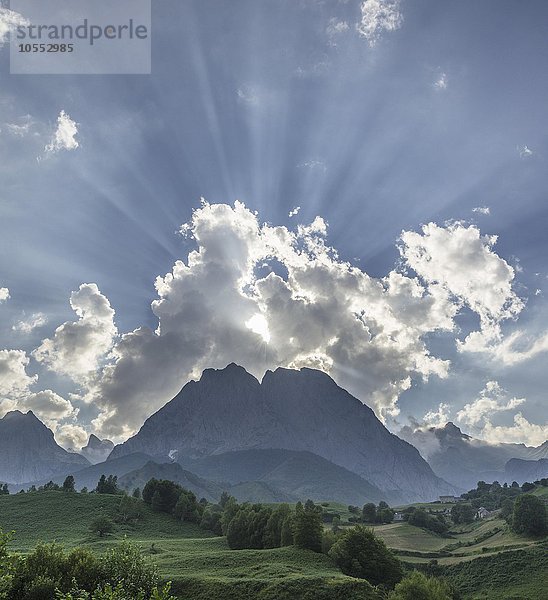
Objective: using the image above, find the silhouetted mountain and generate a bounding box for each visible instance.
[180,448,385,505]
[0,410,89,484]
[109,364,457,502]
[80,434,114,464]
[399,421,547,490]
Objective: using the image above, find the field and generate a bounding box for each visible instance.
[1,491,546,599]
[0,492,377,600]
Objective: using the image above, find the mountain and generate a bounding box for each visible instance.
[399,422,548,490]
[109,364,457,502]
[80,435,114,464]
[0,410,89,484]
[179,448,385,505]
[118,460,224,502]
[504,458,548,484]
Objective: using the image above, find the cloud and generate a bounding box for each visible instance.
[85,202,492,438]
[23,390,77,425]
[0,7,28,47]
[472,206,490,215]
[480,413,547,447]
[518,145,533,159]
[357,0,403,47]
[423,402,451,428]
[13,312,48,334]
[400,222,524,335]
[433,72,448,90]
[54,423,89,451]
[0,349,37,407]
[326,18,350,44]
[0,287,9,303]
[297,159,327,173]
[288,206,301,218]
[3,114,35,137]
[33,283,117,383]
[456,381,525,427]
[44,110,79,155]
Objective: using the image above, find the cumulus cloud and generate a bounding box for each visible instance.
[86,202,504,438]
[472,206,490,215]
[461,328,548,366]
[518,145,533,159]
[54,423,89,451]
[456,381,525,427]
[357,0,403,46]
[0,348,77,429]
[0,287,9,303]
[423,402,451,428]
[400,223,524,347]
[13,312,47,334]
[44,110,79,154]
[480,413,547,447]
[0,7,28,47]
[33,283,117,383]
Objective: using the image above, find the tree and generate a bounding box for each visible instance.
[143,479,182,514]
[521,482,535,493]
[63,475,76,493]
[280,514,294,546]
[293,500,323,552]
[329,525,403,587]
[451,503,475,524]
[408,509,448,534]
[132,487,141,499]
[219,491,231,508]
[90,517,115,538]
[200,506,223,536]
[0,483,9,495]
[362,502,377,523]
[173,490,202,523]
[388,571,455,600]
[511,494,547,536]
[220,496,240,535]
[379,508,395,524]
[263,504,291,548]
[96,475,119,495]
[117,495,143,524]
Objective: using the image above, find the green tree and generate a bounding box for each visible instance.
[132,488,141,499]
[280,515,294,546]
[0,484,9,496]
[90,517,115,538]
[293,500,323,553]
[200,506,223,536]
[117,495,143,524]
[329,526,403,587]
[362,502,377,523]
[143,479,182,514]
[451,503,475,524]
[511,494,547,536]
[388,571,455,600]
[96,475,119,495]
[62,475,76,493]
[263,504,291,548]
[220,496,240,535]
[226,508,253,549]
[173,490,202,523]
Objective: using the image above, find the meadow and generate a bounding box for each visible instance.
[1,491,546,599]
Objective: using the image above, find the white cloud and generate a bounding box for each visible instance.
[0,349,37,406]
[297,159,327,173]
[23,390,77,424]
[518,145,533,159]
[456,381,525,427]
[433,72,448,90]
[326,18,350,44]
[0,7,28,47]
[54,423,89,451]
[13,312,47,334]
[423,402,451,428]
[0,287,9,303]
[472,206,490,215]
[87,202,471,438]
[33,283,117,383]
[44,110,79,155]
[4,114,35,137]
[480,413,547,447]
[400,222,524,335]
[288,206,301,218]
[357,0,403,47]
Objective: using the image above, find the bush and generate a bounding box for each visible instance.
[408,509,448,534]
[389,571,456,599]
[90,517,115,538]
[329,525,403,588]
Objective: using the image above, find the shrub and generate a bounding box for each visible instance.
[90,517,115,538]
[388,571,456,600]
[511,494,547,536]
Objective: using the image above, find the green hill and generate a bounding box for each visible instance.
[0,491,380,600]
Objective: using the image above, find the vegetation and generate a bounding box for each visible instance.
[388,571,457,600]
[450,503,475,525]
[511,494,547,536]
[329,525,403,587]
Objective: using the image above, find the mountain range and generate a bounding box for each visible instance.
[109,364,458,502]
[399,421,548,490]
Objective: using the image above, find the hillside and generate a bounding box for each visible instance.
[109,364,456,502]
[180,449,385,505]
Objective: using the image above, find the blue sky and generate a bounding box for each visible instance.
[0,0,547,448]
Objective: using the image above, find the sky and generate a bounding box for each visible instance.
[0,0,547,450]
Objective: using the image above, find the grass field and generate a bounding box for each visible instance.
[1,491,546,599]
